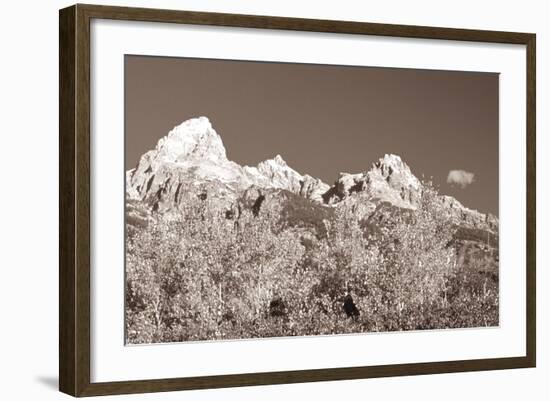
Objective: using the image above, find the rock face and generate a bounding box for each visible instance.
[126,116,497,234]
[299,175,331,203]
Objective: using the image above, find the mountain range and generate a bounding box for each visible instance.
[126,116,497,239]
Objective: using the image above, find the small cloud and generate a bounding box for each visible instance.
[447,170,475,188]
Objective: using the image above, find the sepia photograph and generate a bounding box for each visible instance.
[124,55,499,345]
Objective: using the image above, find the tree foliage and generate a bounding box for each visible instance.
[126,184,498,344]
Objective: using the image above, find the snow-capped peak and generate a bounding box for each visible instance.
[373,153,420,189]
[154,116,227,164]
[257,154,291,171]
[254,155,303,192]
[127,117,330,205]
[375,153,406,172]
[272,154,286,165]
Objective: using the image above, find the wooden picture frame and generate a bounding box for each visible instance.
[59,3,536,397]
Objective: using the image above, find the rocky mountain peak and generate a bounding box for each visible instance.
[257,154,291,172]
[255,154,303,193]
[155,116,227,164]
[272,154,286,165]
[373,154,416,182]
[322,153,421,208]
[378,153,405,167]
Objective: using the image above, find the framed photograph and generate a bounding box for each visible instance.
[59,4,536,397]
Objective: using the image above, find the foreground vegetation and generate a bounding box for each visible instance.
[125,186,498,344]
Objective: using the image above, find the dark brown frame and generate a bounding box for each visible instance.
[59,3,536,397]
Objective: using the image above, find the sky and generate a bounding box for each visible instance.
[125,55,499,216]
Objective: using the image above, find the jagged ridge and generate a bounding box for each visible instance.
[126,116,497,232]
